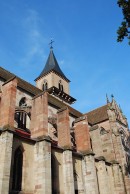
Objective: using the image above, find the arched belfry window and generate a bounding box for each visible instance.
[43,80,48,91]
[12,147,23,191]
[45,82,48,90]
[19,97,27,107]
[58,80,63,92]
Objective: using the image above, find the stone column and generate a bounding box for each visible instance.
[74,116,98,194]
[112,163,126,194]
[106,164,115,194]
[74,116,91,152]
[63,149,75,194]
[124,176,130,194]
[57,107,75,194]
[34,138,51,194]
[0,131,13,194]
[82,153,99,194]
[96,158,110,194]
[90,125,103,157]
[31,92,48,138]
[0,77,17,128]
[57,107,71,148]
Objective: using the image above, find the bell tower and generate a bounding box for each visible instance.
[35,44,76,104]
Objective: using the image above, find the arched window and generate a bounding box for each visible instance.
[45,82,48,90]
[12,147,23,191]
[58,82,61,90]
[43,80,48,91]
[58,80,63,92]
[42,84,45,91]
[19,97,27,107]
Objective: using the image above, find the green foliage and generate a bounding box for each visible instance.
[117,0,130,44]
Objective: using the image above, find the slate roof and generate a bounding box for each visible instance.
[86,104,109,125]
[35,49,70,82]
[0,66,42,96]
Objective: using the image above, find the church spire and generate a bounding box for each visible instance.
[35,44,75,104]
[35,47,70,82]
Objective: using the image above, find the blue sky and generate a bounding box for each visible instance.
[0,1,130,125]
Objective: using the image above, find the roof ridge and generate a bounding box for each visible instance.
[0,66,42,96]
[86,104,108,114]
[0,66,15,77]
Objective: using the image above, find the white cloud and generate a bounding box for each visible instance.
[19,9,47,67]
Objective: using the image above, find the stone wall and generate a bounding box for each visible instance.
[36,72,70,94]
[0,131,13,194]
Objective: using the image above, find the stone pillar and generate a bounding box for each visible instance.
[34,138,51,194]
[106,164,115,194]
[90,125,103,157]
[74,116,91,152]
[57,107,75,194]
[0,131,13,194]
[82,153,99,194]
[0,77,17,128]
[74,116,98,194]
[112,163,126,194]
[31,92,48,138]
[124,176,130,194]
[57,107,71,148]
[96,158,110,194]
[63,150,75,194]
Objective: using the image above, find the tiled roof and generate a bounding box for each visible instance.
[86,104,109,125]
[0,66,42,96]
[35,49,70,82]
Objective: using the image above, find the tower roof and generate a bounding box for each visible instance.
[35,49,70,82]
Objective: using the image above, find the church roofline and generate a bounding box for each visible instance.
[0,66,42,96]
[85,104,109,125]
[35,69,70,82]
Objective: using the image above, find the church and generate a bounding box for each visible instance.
[0,45,130,194]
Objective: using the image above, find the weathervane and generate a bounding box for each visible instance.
[49,39,54,49]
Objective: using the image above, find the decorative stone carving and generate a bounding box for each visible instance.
[119,128,130,175]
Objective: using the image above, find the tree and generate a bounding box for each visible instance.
[117,0,130,44]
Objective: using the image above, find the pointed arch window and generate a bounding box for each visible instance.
[58,80,63,92]
[12,147,23,191]
[19,97,27,107]
[43,80,48,91]
[45,82,48,90]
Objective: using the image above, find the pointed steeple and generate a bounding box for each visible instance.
[35,45,76,104]
[35,48,70,82]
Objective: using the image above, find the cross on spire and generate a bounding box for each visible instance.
[49,39,54,49]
